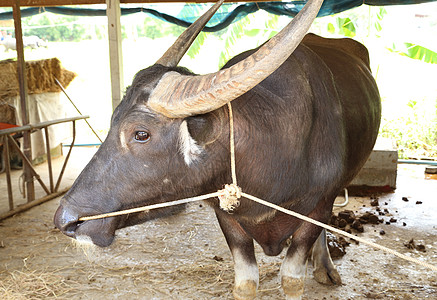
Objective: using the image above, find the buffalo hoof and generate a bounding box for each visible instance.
[233,280,257,300]
[313,264,342,285]
[281,276,304,300]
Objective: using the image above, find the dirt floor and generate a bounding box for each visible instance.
[0,148,436,299]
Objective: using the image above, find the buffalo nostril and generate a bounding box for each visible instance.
[54,204,81,237]
[63,221,84,237]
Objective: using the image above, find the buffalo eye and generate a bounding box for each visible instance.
[134,131,150,142]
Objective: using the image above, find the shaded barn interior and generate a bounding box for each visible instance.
[0,0,436,299]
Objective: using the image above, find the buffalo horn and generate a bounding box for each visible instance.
[149,0,324,118]
[155,0,225,67]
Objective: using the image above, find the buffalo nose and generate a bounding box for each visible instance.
[54,204,83,238]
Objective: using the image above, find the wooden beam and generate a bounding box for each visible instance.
[0,187,70,222]
[1,0,106,6]
[12,0,35,203]
[106,0,124,111]
[0,0,263,8]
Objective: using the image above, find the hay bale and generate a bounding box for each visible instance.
[0,58,76,101]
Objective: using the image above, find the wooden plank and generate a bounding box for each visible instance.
[0,187,70,222]
[12,0,35,203]
[1,0,106,6]
[0,0,265,8]
[106,0,124,110]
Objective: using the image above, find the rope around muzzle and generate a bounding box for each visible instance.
[78,102,437,272]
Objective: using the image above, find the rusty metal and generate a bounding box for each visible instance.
[7,135,51,195]
[54,120,77,192]
[0,116,89,135]
[0,116,89,219]
[44,127,54,193]
[2,136,14,210]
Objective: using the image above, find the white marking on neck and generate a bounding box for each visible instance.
[179,120,203,166]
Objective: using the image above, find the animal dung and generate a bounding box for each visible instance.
[330,210,382,235]
[370,198,379,206]
[351,219,364,232]
[337,210,356,223]
[326,232,348,258]
[404,239,426,252]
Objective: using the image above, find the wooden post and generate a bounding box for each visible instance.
[12,1,35,202]
[106,0,124,111]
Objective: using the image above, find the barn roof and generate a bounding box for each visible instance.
[2,1,437,25]
[0,0,436,6]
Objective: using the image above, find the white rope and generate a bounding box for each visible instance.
[78,102,437,272]
[79,192,220,221]
[78,188,436,271]
[241,192,437,272]
[227,102,238,186]
[217,102,241,212]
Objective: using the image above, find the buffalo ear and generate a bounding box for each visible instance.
[186,110,224,146]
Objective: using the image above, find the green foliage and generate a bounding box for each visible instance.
[264,13,280,39]
[22,14,86,42]
[20,10,186,42]
[179,3,210,59]
[327,23,335,34]
[325,5,437,158]
[138,16,184,40]
[388,42,437,64]
[217,13,279,68]
[374,7,387,35]
[179,7,281,68]
[368,6,437,65]
[379,98,437,158]
[218,15,252,68]
[327,17,356,37]
[186,31,207,59]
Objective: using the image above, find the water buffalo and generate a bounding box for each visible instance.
[54,0,381,299]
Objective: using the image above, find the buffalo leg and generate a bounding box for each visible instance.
[281,221,323,300]
[311,229,342,285]
[216,211,258,300]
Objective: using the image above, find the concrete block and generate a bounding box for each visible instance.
[350,138,398,188]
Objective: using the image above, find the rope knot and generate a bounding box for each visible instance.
[217,184,242,213]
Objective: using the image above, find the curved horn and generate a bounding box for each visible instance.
[149,0,324,118]
[156,0,225,67]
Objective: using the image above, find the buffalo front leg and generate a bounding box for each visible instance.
[311,229,342,285]
[281,221,323,300]
[216,211,258,300]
